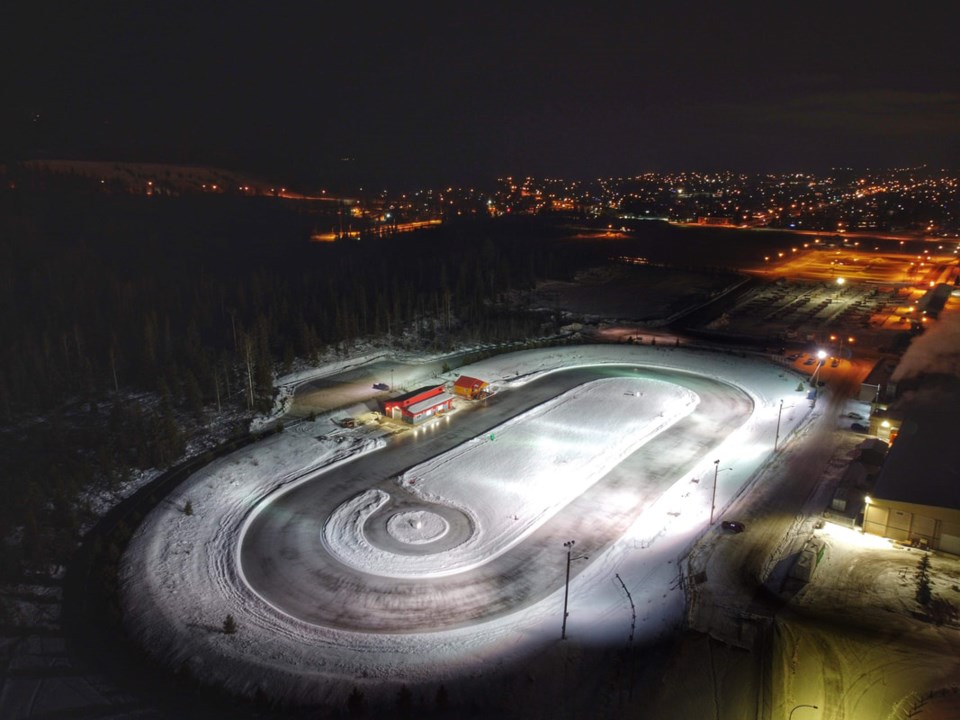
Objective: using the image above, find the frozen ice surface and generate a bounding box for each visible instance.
[324,377,697,577]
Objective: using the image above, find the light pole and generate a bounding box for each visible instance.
[775,399,796,451]
[710,461,732,525]
[775,399,784,451]
[561,540,574,640]
[789,704,818,719]
[810,349,827,386]
[829,334,855,360]
[560,540,588,640]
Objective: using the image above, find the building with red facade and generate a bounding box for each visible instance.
[452,375,489,400]
[383,385,454,424]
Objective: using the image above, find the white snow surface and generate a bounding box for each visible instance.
[120,344,809,706]
[324,378,697,578]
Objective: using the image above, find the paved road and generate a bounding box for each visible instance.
[674,358,870,718]
[241,365,754,632]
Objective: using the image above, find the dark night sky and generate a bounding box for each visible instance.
[4,1,960,188]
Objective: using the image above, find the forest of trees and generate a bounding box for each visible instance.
[0,183,610,576]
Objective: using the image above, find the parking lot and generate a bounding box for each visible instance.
[697,244,956,349]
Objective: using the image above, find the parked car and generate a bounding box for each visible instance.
[847,411,864,420]
[787,353,801,361]
[721,520,745,533]
[803,358,816,366]
[851,422,868,432]
[372,382,390,391]
[830,359,840,368]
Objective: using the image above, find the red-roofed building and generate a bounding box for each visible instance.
[453,375,488,400]
[383,385,454,424]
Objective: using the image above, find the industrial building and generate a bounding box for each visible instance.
[383,385,454,425]
[862,409,960,554]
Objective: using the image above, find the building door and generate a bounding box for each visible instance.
[940,534,960,556]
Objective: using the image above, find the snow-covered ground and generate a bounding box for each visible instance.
[120,344,812,707]
[776,522,960,719]
[323,377,697,578]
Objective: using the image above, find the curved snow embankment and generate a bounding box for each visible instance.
[119,429,385,695]
[322,377,698,578]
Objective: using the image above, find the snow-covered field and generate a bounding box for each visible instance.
[323,377,697,578]
[120,344,811,707]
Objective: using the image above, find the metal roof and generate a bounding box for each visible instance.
[872,409,960,510]
[407,392,454,416]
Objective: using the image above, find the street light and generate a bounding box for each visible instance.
[774,399,794,451]
[789,704,818,719]
[560,540,588,640]
[710,460,733,525]
[829,335,855,360]
[810,349,827,386]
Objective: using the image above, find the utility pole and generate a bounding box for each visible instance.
[710,460,720,525]
[710,461,733,525]
[560,540,589,639]
[561,540,574,640]
[775,399,784,451]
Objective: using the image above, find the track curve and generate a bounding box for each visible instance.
[239,365,754,632]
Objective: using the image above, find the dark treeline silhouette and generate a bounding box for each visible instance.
[0,185,606,575]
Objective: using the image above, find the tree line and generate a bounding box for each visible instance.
[0,186,606,575]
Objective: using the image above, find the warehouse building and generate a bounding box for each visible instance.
[862,409,960,554]
[383,385,454,425]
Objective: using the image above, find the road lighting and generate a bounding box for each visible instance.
[774,399,794,451]
[710,460,733,525]
[829,335,855,360]
[810,349,827,386]
[560,540,588,640]
[789,704,818,719]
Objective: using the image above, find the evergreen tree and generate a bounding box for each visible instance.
[915,554,932,607]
